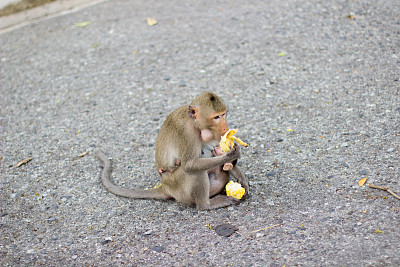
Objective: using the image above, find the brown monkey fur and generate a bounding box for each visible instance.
[95,92,248,210]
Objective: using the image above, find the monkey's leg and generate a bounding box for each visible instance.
[94,150,170,200]
[208,167,229,197]
[208,195,240,209]
[229,165,249,196]
[192,172,238,210]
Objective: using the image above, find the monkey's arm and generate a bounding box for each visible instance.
[183,145,240,173]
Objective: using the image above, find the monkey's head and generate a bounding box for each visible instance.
[189,92,229,142]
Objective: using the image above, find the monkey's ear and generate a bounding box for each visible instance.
[188,106,198,119]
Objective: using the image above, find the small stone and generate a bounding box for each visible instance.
[163,76,171,81]
[199,252,206,257]
[1,212,8,217]
[144,230,153,235]
[179,80,187,87]
[266,200,275,206]
[387,147,395,153]
[266,171,276,176]
[48,217,56,222]
[72,255,78,259]
[152,245,165,252]
[359,170,368,175]
[298,177,306,182]
[276,138,284,142]
[256,232,264,238]
[342,163,349,168]
[341,142,349,147]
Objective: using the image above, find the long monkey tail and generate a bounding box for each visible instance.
[94,150,170,200]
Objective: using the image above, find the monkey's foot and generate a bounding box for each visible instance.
[223,163,234,171]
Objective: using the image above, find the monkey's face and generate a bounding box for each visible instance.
[188,104,228,142]
[207,111,229,139]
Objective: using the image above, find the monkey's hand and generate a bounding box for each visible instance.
[225,144,241,161]
[220,129,248,153]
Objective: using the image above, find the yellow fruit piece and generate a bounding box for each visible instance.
[358,178,367,186]
[220,129,248,152]
[147,17,157,26]
[226,181,245,200]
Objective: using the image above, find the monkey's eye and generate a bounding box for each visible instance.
[214,115,221,120]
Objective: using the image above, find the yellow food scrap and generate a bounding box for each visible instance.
[153,182,162,189]
[220,129,248,152]
[358,178,367,186]
[226,181,245,200]
[147,17,157,26]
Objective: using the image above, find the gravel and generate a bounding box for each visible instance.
[1,0,399,266]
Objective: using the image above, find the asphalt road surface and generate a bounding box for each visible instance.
[1,0,399,265]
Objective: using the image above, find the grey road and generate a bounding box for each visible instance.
[1,0,399,265]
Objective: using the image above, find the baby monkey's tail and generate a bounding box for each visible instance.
[94,150,169,200]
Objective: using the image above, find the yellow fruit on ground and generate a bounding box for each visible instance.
[226,181,245,200]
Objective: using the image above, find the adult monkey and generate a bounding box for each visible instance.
[95,92,248,210]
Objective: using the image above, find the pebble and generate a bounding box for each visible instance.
[359,170,368,175]
[266,200,275,206]
[72,255,78,259]
[144,230,153,235]
[1,212,8,217]
[276,138,284,142]
[266,171,276,176]
[256,233,264,238]
[163,76,171,81]
[387,147,395,153]
[179,80,187,87]
[152,245,165,252]
[108,210,117,216]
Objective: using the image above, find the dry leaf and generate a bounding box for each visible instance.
[147,17,157,26]
[358,178,367,186]
[214,223,239,237]
[78,151,89,157]
[17,157,32,167]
